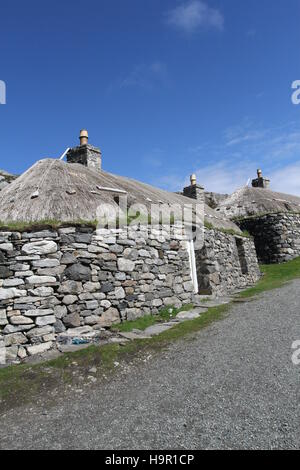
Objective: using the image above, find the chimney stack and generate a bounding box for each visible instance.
[252,168,270,189]
[183,174,204,201]
[190,174,197,186]
[79,129,89,146]
[67,130,102,171]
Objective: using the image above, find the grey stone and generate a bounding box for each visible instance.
[100,300,111,309]
[97,308,120,327]
[24,309,54,317]
[5,345,19,362]
[0,242,13,251]
[2,278,24,287]
[176,310,201,320]
[22,230,57,239]
[32,258,60,268]
[60,252,77,265]
[26,342,53,356]
[58,281,83,295]
[26,326,54,338]
[15,270,34,277]
[18,346,27,359]
[10,315,34,325]
[35,315,56,326]
[53,305,68,319]
[151,298,163,307]
[0,266,12,279]
[60,326,93,337]
[114,287,125,299]
[84,282,100,292]
[11,263,30,271]
[0,288,27,300]
[86,300,99,310]
[117,258,135,272]
[22,240,57,255]
[64,263,91,282]
[63,295,78,305]
[4,332,27,347]
[26,275,56,285]
[100,282,114,293]
[30,286,54,297]
[3,324,33,334]
[144,324,173,336]
[0,309,8,326]
[63,313,81,328]
[84,315,99,325]
[37,266,64,276]
[54,319,66,333]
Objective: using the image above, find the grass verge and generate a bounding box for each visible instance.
[239,256,300,298]
[0,303,229,412]
[111,304,193,333]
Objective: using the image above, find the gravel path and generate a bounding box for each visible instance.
[1,281,300,450]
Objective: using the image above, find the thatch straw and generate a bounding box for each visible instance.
[218,186,300,218]
[0,158,239,231]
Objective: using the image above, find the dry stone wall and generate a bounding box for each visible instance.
[195,229,261,295]
[0,225,193,364]
[238,213,300,264]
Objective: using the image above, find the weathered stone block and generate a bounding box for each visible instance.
[63,295,78,305]
[4,332,27,347]
[26,342,53,356]
[24,309,54,317]
[63,313,81,328]
[22,240,57,255]
[26,276,56,285]
[35,315,56,326]
[64,263,91,282]
[10,316,34,325]
[0,288,27,300]
[117,258,135,272]
[97,308,120,327]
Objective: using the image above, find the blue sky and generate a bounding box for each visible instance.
[0,0,300,194]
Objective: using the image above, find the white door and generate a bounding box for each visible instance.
[187,239,198,294]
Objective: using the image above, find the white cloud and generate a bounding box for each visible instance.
[270,163,300,196]
[118,62,168,90]
[152,120,300,197]
[193,160,253,194]
[223,120,300,162]
[166,1,224,33]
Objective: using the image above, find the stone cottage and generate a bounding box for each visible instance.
[0,131,260,362]
[217,170,300,264]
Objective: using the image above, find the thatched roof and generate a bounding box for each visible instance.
[0,158,240,232]
[217,186,300,219]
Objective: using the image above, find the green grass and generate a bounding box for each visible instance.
[0,216,250,237]
[112,304,194,333]
[239,256,300,298]
[204,221,251,238]
[0,219,98,232]
[233,210,300,223]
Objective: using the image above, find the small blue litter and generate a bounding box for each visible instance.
[72,338,89,345]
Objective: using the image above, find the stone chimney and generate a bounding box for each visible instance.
[183,174,204,201]
[67,130,102,171]
[252,169,270,189]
